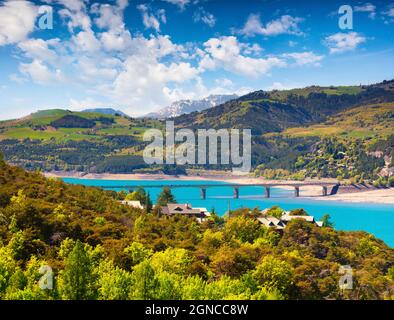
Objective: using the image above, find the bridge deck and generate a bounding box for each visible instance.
[95,182,337,189]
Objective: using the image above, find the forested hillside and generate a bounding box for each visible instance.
[0,157,394,300]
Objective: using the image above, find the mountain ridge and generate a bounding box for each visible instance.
[173,80,394,135]
[81,108,128,117]
[145,94,238,119]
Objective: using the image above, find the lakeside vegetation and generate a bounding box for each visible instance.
[0,155,393,300]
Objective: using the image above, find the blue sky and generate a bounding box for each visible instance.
[0,0,393,119]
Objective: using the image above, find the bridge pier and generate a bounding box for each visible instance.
[265,186,271,198]
[233,187,239,199]
[322,186,328,196]
[294,186,300,197]
[200,188,206,200]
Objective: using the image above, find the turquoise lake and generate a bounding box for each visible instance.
[62,178,394,247]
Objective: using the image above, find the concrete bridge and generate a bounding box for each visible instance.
[97,182,338,199]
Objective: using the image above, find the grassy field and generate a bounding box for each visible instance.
[281,103,394,140]
[0,109,166,145]
[268,85,364,100]
[0,127,105,141]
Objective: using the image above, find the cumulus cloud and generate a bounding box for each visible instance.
[0,0,38,46]
[283,51,324,66]
[324,32,366,54]
[162,0,190,10]
[239,14,304,37]
[18,38,60,61]
[109,54,199,114]
[137,4,166,32]
[193,7,216,27]
[199,36,286,77]
[90,1,132,51]
[19,59,63,85]
[72,29,101,52]
[69,97,108,111]
[382,4,394,23]
[5,1,325,116]
[354,3,376,19]
[92,1,128,31]
[265,82,296,91]
[387,6,394,17]
[57,0,92,32]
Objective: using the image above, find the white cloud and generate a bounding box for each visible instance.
[193,7,216,27]
[100,29,132,51]
[56,0,86,12]
[162,0,190,10]
[72,30,101,52]
[19,59,63,85]
[215,78,233,88]
[92,1,127,31]
[210,78,252,96]
[388,7,394,17]
[109,54,199,114]
[283,51,324,66]
[9,73,27,84]
[354,3,376,19]
[4,1,320,116]
[288,40,297,47]
[239,14,303,37]
[137,4,166,32]
[76,57,120,83]
[241,42,263,55]
[382,4,394,23]
[18,38,60,61]
[265,82,295,91]
[200,36,286,77]
[90,0,132,51]
[0,0,38,46]
[69,97,107,111]
[324,32,367,54]
[58,0,91,32]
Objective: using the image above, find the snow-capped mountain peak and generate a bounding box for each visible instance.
[145,94,238,119]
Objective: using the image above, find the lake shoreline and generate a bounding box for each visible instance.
[43,170,339,184]
[43,171,394,204]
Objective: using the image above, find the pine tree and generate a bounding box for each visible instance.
[58,240,96,300]
[156,187,176,206]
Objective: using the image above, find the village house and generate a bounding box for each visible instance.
[161,203,210,223]
[257,216,286,229]
[257,210,323,229]
[120,200,144,209]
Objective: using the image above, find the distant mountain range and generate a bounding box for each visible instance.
[145,94,238,119]
[82,108,128,117]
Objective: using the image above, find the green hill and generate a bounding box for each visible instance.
[174,80,394,135]
[282,102,394,139]
[0,109,161,172]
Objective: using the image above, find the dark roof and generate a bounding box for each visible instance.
[161,203,208,216]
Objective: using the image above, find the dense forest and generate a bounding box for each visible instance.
[0,155,393,300]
